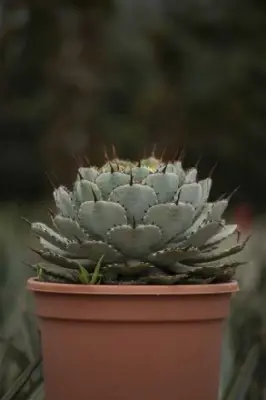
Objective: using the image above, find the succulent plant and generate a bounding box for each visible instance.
[25,151,248,285]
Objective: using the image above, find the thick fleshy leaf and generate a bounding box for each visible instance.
[66,241,124,263]
[77,167,98,182]
[109,184,157,224]
[32,263,81,283]
[96,172,130,200]
[145,172,179,203]
[171,203,213,244]
[185,261,244,280]
[203,224,238,247]
[53,187,76,219]
[53,215,88,241]
[174,182,202,208]
[144,202,195,243]
[107,224,162,258]
[39,238,68,255]
[33,249,94,270]
[174,161,186,184]
[148,248,199,266]
[185,168,197,184]
[197,178,212,211]
[73,180,102,206]
[178,221,221,248]
[208,199,228,221]
[131,166,150,182]
[184,238,247,264]
[31,222,69,250]
[163,163,176,173]
[79,201,127,238]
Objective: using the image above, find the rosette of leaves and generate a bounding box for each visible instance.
[25,152,248,285]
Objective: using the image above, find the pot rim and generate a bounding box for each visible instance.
[27,277,238,296]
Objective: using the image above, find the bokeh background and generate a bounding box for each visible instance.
[1,1,266,399]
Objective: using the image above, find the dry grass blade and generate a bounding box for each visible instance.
[221,343,259,400]
[0,357,42,400]
[27,382,44,400]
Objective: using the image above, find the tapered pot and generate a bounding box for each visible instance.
[28,278,238,400]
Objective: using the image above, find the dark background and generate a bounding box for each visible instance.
[1,0,266,211]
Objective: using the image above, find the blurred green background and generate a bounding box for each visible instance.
[1,0,266,399]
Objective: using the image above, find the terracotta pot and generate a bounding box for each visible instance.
[28,278,238,400]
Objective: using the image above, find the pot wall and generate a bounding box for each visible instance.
[28,280,238,400]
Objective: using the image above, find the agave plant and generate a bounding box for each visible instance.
[25,151,248,285]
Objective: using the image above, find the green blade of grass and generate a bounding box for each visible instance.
[90,256,104,285]
[78,265,90,284]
